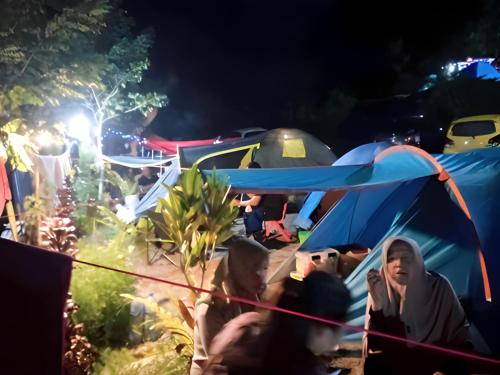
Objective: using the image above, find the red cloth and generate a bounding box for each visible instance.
[145,135,218,154]
[0,238,72,374]
[0,162,12,214]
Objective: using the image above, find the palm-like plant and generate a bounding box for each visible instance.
[105,169,138,196]
[154,166,238,293]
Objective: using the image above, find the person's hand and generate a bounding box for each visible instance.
[231,199,240,206]
[367,268,387,311]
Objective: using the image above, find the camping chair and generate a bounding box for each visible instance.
[263,202,293,242]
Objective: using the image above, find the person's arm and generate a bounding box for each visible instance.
[139,183,155,194]
[237,194,262,207]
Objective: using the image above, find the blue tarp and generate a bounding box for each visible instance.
[460,61,500,81]
[135,159,180,216]
[207,149,438,193]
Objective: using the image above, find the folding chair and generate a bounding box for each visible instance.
[263,202,293,242]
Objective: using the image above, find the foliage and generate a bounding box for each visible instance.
[22,194,47,245]
[40,217,79,257]
[464,0,500,57]
[64,293,98,375]
[74,147,100,203]
[154,165,238,292]
[93,338,191,375]
[105,169,137,196]
[427,77,500,126]
[71,233,136,347]
[121,294,193,353]
[40,176,79,255]
[0,0,166,172]
[0,0,110,134]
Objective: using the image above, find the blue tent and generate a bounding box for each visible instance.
[460,61,500,81]
[208,145,500,354]
[294,142,392,229]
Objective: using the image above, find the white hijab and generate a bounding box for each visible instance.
[366,236,471,346]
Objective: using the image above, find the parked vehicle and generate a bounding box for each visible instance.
[443,114,500,153]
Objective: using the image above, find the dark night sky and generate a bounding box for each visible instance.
[123,0,482,139]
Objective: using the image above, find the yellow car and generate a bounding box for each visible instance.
[443,114,500,153]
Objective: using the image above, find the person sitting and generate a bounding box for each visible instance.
[190,237,269,375]
[364,236,473,375]
[204,270,352,374]
[137,167,158,197]
[232,162,265,239]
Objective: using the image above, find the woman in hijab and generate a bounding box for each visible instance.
[190,237,269,375]
[363,236,472,375]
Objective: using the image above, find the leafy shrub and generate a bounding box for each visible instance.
[71,232,136,347]
[74,147,100,203]
[93,338,191,375]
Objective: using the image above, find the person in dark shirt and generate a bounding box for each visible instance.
[137,167,158,196]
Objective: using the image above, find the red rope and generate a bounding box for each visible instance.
[73,258,500,366]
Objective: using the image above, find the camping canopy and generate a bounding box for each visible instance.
[102,154,177,168]
[145,135,222,155]
[208,148,438,193]
[253,128,337,168]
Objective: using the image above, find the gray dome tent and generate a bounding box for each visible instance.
[253,128,336,168]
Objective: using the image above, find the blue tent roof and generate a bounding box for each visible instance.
[460,61,500,81]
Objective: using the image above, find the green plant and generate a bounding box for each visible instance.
[121,294,193,353]
[154,165,238,293]
[74,147,100,203]
[64,294,98,375]
[22,194,48,245]
[93,338,191,375]
[71,233,136,347]
[40,217,79,257]
[105,169,138,196]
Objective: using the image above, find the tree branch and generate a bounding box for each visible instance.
[18,53,33,77]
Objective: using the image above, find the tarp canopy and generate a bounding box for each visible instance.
[460,61,500,81]
[102,154,177,168]
[144,135,219,155]
[207,149,438,194]
[253,128,337,168]
[135,158,180,216]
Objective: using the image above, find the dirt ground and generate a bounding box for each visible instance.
[132,221,364,373]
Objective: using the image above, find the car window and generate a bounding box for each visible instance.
[452,121,496,136]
